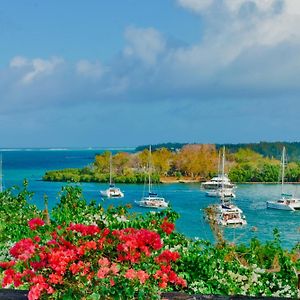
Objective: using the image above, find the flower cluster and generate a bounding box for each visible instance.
[28,218,45,230]
[113,228,163,262]
[160,218,175,235]
[1,219,185,300]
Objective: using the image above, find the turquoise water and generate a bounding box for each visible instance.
[1,149,299,249]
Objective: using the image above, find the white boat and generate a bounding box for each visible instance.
[100,153,124,198]
[135,146,169,209]
[201,150,235,190]
[266,147,300,211]
[216,198,246,226]
[201,175,235,190]
[206,188,236,198]
[217,206,247,226]
[205,200,246,227]
[205,147,236,198]
[100,185,124,198]
[136,193,169,209]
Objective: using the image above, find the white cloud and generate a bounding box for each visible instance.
[123,26,166,65]
[76,60,106,78]
[9,56,29,68]
[177,0,213,13]
[9,56,64,84]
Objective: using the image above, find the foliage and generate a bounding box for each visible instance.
[43,144,300,184]
[0,185,299,299]
[0,181,42,258]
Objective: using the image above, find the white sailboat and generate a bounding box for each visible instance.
[135,146,168,209]
[100,153,124,198]
[206,146,236,198]
[202,151,235,190]
[266,147,300,211]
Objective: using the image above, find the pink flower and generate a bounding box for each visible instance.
[98,257,110,267]
[97,267,110,279]
[28,218,45,230]
[10,238,36,261]
[136,270,149,284]
[110,263,119,275]
[124,268,136,280]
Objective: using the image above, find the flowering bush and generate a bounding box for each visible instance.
[1,218,186,300]
[0,184,299,299]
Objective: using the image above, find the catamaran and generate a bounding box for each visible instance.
[216,203,247,226]
[205,197,246,227]
[135,146,168,209]
[266,147,300,211]
[100,153,124,198]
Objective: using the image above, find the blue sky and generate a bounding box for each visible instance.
[1,0,300,147]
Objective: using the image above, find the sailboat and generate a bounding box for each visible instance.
[201,151,235,190]
[135,146,168,209]
[266,147,300,211]
[206,146,236,198]
[100,153,124,198]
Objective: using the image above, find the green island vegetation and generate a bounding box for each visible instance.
[43,144,300,184]
[0,182,299,298]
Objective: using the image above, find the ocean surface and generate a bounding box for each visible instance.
[1,149,299,249]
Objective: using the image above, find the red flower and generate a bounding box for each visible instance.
[155,250,180,264]
[10,238,36,261]
[2,269,15,287]
[28,218,45,230]
[49,273,63,284]
[67,223,100,236]
[0,261,15,269]
[161,219,175,235]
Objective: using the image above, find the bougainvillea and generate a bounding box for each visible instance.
[0,218,186,300]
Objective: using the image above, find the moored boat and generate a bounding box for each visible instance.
[135,146,169,209]
[100,153,124,198]
[266,147,300,211]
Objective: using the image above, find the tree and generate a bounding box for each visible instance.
[94,151,110,173]
[152,148,173,175]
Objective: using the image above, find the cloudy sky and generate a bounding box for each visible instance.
[1,0,300,148]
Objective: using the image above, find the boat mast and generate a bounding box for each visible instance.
[221,146,225,190]
[148,145,152,194]
[109,152,112,186]
[217,150,221,176]
[281,146,286,195]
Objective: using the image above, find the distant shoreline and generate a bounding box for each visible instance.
[161,178,300,184]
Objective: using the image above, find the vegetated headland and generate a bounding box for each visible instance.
[42,141,300,184]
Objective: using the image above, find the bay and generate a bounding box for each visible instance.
[1,149,299,249]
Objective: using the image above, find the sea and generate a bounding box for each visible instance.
[1,148,299,249]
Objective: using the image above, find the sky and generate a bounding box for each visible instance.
[1,0,300,148]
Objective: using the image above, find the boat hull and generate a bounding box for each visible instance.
[135,197,168,209]
[100,188,124,198]
[266,200,300,211]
